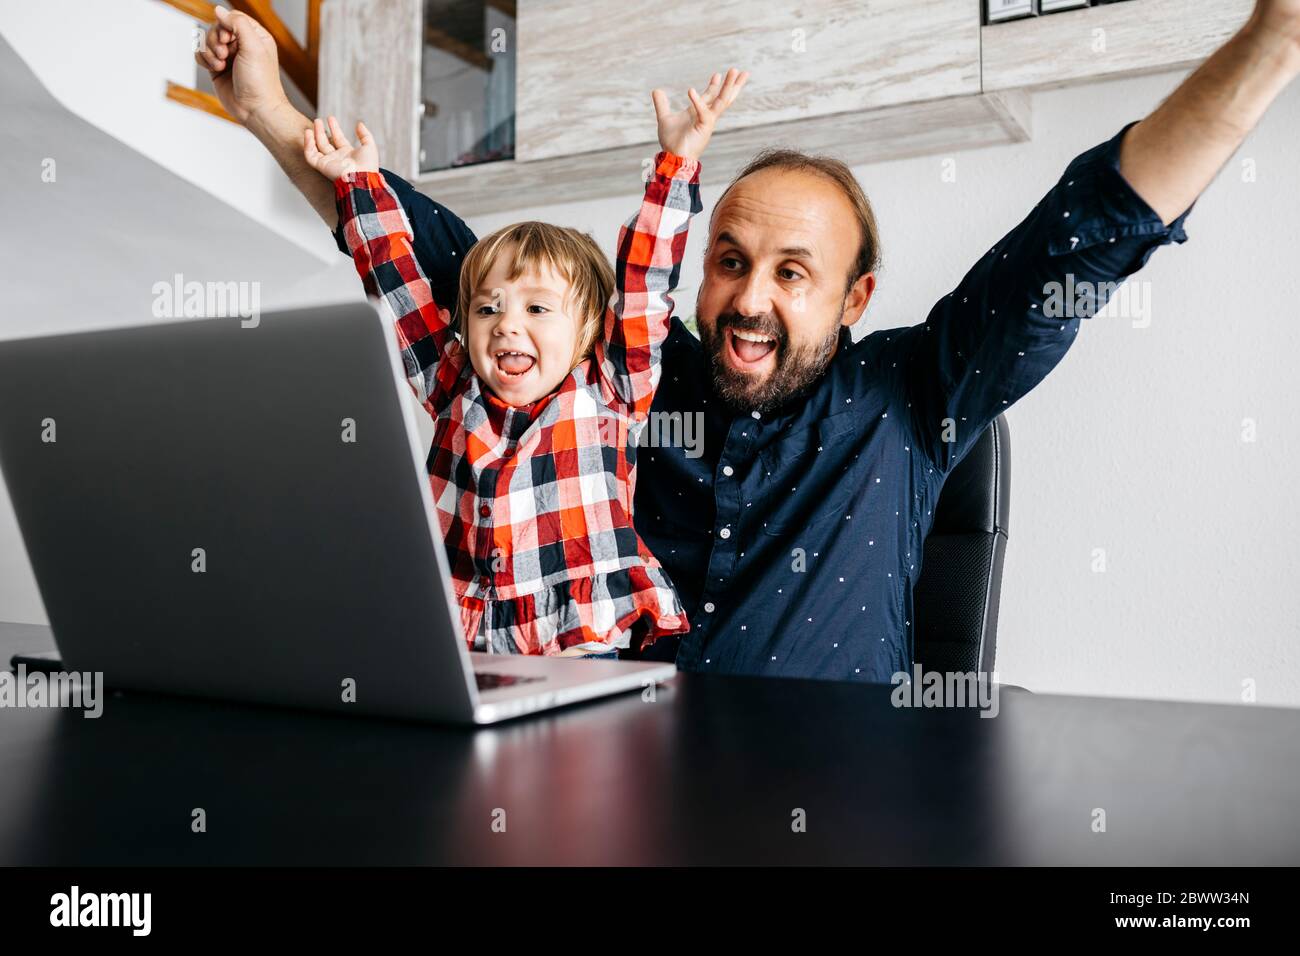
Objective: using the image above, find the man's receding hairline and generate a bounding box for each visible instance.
[709,163,870,283]
[719,160,860,208]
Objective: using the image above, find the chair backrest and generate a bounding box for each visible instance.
[912,415,1010,676]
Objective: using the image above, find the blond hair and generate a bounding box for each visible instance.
[456,221,613,367]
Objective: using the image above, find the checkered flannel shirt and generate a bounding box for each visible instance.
[334,151,701,653]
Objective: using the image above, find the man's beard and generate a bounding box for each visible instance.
[698,309,842,415]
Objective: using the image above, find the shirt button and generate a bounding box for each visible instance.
[479,505,490,517]
[750,410,761,419]
[722,465,734,477]
[703,602,715,613]
[719,527,731,539]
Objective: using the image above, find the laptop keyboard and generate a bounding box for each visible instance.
[475,671,544,691]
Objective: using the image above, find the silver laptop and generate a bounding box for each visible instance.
[0,303,676,724]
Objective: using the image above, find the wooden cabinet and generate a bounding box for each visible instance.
[981,0,1253,92]
[319,0,423,180]
[316,0,1254,215]
[418,0,1029,214]
[515,0,982,163]
[416,88,1029,214]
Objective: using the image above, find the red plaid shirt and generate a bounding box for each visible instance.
[336,152,700,654]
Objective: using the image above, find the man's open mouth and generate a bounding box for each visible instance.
[724,327,779,371]
[494,350,536,377]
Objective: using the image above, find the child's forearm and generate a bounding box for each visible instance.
[335,172,458,403]
[602,151,703,413]
[614,150,702,336]
[336,174,419,295]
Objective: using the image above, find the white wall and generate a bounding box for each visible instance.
[2,54,1297,708]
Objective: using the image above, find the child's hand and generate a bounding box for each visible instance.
[303,115,379,180]
[651,67,749,161]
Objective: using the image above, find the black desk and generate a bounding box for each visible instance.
[2,621,1297,865]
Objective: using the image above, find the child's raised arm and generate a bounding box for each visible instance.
[600,69,748,417]
[305,117,467,416]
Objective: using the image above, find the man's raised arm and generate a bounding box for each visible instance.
[196,6,336,224]
[878,0,1299,474]
[195,5,476,306]
[1119,0,1300,225]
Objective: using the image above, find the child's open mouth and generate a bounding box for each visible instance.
[494,350,536,378]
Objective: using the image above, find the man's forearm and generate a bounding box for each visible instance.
[1120,14,1300,225]
[245,100,340,227]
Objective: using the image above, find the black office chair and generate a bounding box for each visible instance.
[912,414,1010,676]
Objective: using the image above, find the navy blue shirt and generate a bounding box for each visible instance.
[340,121,1193,682]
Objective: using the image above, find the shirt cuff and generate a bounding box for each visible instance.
[333,169,386,199]
[333,171,389,252]
[1044,119,1194,260]
[653,150,701,183]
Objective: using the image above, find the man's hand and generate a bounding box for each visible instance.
[194,4,286,125]
[303,117,380,180]
[1118,0,1300,225]
[1249,0,1300,66]
[190,6,345,224]
[651,67,749,161]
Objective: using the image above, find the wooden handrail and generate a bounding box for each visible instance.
[307,0,321,62]
[165,81,238,123]
[229,0,317,104]
[159,0,217,20]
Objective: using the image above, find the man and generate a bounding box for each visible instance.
[198,2,1300,682]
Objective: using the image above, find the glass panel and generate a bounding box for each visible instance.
[419,0,516,173]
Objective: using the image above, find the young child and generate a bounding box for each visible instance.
[304,69,749,657]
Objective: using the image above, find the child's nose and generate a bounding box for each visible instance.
[493,308,526,335]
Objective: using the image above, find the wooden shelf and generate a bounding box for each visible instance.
[414,90,1030,216]
[981,0,1253,93]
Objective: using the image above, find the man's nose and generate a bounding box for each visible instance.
[734,271,775,318]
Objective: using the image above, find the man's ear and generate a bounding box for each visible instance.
[840,272,876,327]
